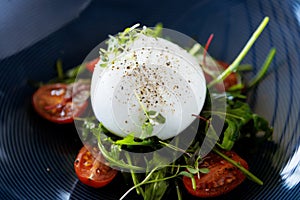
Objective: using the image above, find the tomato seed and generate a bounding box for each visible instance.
[50,88,65,96]
[83,155,89,160]
[213,181,218,188]
[217,178,225,186]
[84,161,92,167]
[226,178,233,183]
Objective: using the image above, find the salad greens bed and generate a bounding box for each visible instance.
[53,17,274,199]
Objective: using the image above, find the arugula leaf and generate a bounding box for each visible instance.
[252,114,273,139]
[218,118,240,150]
[226,100,253,122]
[186,167,199,174]
[198,168,210,174]
[215,100,272,150]
[178,171,193,178]
[115,133,153,146]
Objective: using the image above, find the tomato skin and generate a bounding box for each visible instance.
[74,146,118,188]
[32,83,88,124]
[183,150,248,198]
[86,58,100,72]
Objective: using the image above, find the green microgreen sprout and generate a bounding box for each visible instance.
[98,23,163,69]
[133,90,166,138]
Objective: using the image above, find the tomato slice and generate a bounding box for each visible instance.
[85,58,100,72]
[183,150,248,198]
[74,146,118,188]
[32,82,89,124]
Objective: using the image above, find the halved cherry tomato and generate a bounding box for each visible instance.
[183,150,248,198]
[32,81,89,124]
[74,146,118,188]
[85,58,100,72]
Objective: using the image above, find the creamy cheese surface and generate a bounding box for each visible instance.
[91,34,206,140]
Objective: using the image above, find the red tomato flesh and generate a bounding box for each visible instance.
[74,146,118,188]
[32,82,89,124]
[183,150,248,198]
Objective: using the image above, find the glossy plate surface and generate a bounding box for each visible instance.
[1,0,300,199]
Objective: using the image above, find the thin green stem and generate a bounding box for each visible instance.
[248,48,276,88]
[237,64,253,71]
[175,181,182,200]
[119,166,159,200]
[171,137,180,174]
[212,148,263,185]
[188,43,201,56]
[140,167,181,185]
[125,152,145,196]
[95,136,144,171]
[207,17,269,88]
[56,59,64,80]
[120,166,183,200]
[159,141,192,157]
[202,111,244,120]
[134,91,150,120]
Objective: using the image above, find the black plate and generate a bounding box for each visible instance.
[1,0,300,199]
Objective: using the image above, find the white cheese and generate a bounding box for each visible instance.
[91,34,206,140]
